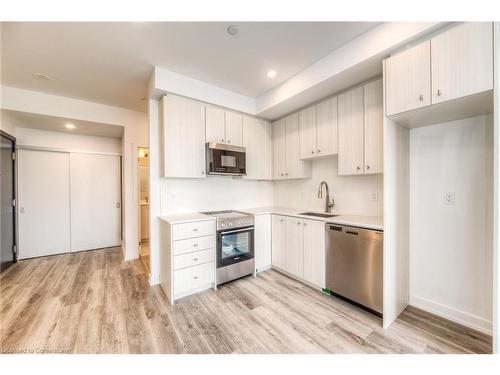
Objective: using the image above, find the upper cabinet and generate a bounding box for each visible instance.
[299,97,338,159]
[161,94,206,178]
[385,41,431,116]
[385,22,493,119]
[205,106,243,146]
[273,114,312,180]
[338,79,383,176]
[242,116,273,180]
[431,22,493,104]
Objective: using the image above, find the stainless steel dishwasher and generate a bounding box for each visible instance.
[326,224,383,315]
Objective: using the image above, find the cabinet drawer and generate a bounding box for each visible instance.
[172,220,214,240]
[173,235,215,255]
[173,261,214,296]
[173,248,214,270]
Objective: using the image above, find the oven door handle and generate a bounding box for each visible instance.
[220,227,253,235]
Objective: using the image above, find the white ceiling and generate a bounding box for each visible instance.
[1,109,124,138]
[1,22,379,112]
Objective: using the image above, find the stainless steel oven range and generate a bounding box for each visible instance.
[201,210,254,285]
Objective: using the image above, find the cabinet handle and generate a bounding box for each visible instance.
[318,149,321,153]
[366,165,370,170]
[220,138,224,142]
[193,228,198,232]
[201,171,205,175]
[303,222,307,226]
[357,166,360,171]
[437,89,442,97]
[419,94,424,101]
[285,173,289,176]
[193,276,199,279]
[193,243,198,247]
[193,258,199,261]
[311,150,315,154]
[297,222,301,225]
[280,219,284,222]
[227,140,231,144]
[281,173,284,176]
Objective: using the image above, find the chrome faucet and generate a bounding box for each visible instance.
[318,181,335,213]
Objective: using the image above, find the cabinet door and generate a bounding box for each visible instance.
[162,95,206,178]
[285,113,301,178]
[338,86,364,176]
[385,40,431,116]
[299,105,317,159]
[243,116,272,180]
[285,217,304,279]
[272,119,286,179]
[225,111,243,146]
[431,22,493,104]
[271,215,286,270]
[302,220,325,288]
[206,106,226,143]
[255,214,272,272]
[363,79,383,174]
[316,96,338,157]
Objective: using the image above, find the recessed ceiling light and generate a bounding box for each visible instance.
[267,70,277,78]
[227,25,239,36]
[65,123,76,130]
[32,72,52,80]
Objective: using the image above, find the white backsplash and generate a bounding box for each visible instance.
[273,157,384,216]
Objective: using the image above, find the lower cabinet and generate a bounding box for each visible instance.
[255,214,272,272]
[271,214,325,289]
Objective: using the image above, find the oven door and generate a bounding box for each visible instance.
[207,143,246,176]
[217,226,254,268]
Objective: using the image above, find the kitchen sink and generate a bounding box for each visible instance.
[298,212,340,218]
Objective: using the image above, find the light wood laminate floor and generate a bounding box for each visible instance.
[0,247,492,354]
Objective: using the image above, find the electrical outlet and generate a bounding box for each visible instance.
[369,192,378,201]
[443,191,455,205]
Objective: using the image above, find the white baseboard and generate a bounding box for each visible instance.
[410,294,492,335]
[149,273,160,286]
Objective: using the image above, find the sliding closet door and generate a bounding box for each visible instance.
[70,153,121,252]
[18,149,71,259]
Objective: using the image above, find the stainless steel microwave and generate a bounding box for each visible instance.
[206,142,246,176]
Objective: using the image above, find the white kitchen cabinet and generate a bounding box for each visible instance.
[255,214,272,272]
[302,219,325,289]
[299,105,317,159]
[385,40,431,116]
[316,96,338,157]
[285,217,304,279]
[205,105,226,143]
[161,94,206,178]
[338,85,364,175]
[225,111,243,146]
[271,215,286,270]
[272,118,287,179]
[363,79,383,174]
[243,116,273,180]
[431,22,493,105]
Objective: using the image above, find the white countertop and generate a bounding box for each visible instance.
[240,207,383,231]
[159,212,215,224]
[159,207,383,230]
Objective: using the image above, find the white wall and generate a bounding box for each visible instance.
[273,157,383,216]
[0,86,147,261]
[409,115,494,334]
[160,178,274,215]
[15,127,121,154]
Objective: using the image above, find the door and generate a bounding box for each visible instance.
[255,214,271,271]
[431,22,493,104]
[385,40,431,116]
[285,113,301,178]
[272,119,286,179]
[70,153,121,252]
[303,220,326,288]
[271,215,286,269]
[299,105,317,159]
[1,132,16,271]
[18,149,70,259]
[162,95,206,178]
[224,111,243,146]
[338,86,364,175]
[363,79,383,174]
[243,116,272,180]
[205,106,226,143]
[285,217,304,278]
[316,96,338,157]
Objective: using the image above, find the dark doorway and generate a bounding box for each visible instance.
[1,130,16,272]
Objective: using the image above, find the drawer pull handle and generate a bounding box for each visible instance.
[193,243,198,247]
[193,228,198,232]
[193,258,199,261]
[193,276,199,279]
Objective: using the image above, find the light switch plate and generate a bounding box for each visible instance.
[369,192,378,201]
[443,191,455,205]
